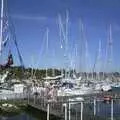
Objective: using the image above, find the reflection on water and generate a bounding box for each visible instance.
[0,113,36,120]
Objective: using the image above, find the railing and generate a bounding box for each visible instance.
[1,90,120,120]
[27,92,120,120]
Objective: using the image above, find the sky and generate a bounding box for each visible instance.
[1,0,120,72]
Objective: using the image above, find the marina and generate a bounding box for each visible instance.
[0,0,120,120]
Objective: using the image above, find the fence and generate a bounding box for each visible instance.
[28,92,120,120]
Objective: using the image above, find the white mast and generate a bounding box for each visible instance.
[105,24,113,73]
[98,40,102,80]
[58,11,69,79]
[65,10,69,79]
[96,40,102,80]
[85,31,89,80]
[58,14,63,76]
[31,56,34,79]
[74,44,77,73]
[65,10,69,53]
[108,24,113,72]
[79,19,89,79]
[58,14,66,45]
[0,0,4,55]
[52,49,55,77]
[58,14,64,76]
[46,28,49,78]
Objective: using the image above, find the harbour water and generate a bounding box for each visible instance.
[1,100,120,120]
[0,106,59,120]
[0,113,37,120]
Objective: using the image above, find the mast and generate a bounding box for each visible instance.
[58,11,69,79]
[58,14,63,76]
[0,0,4,54]
[65,10,69,79]
[79,19,89,80]
[52,49,55,77]
[108,24,113,72]
[65,10,69,54]
[31,56,35,79]
[85,32,89,80]
[46,28,49,78]
[71,44,77,78]
[98,40,102,80]
[105,25,113,75]
[96,40,102,80]
[74,44,77,74]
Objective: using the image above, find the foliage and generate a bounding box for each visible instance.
[0,66,119,81]
[0,66,62,80]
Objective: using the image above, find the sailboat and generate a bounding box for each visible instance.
[0,0,13,84]
[111,82,120,91]
[0,0,25,98]
[99,25,113,92]
[57,13,96,96]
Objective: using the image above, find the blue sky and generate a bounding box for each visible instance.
[1,0,120,71]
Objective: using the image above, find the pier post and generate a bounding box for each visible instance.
[94,98,96,116]
[63,103,67,120]
[47,103,50,120]
[81,101,83,120]
[111,99,113,120]
[68,101,71,120]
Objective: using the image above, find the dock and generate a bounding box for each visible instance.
[27,91,120,120]
[0,91,120,120]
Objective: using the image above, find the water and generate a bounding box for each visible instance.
[0,113,36,120]
[66,100,120,120]
[1,100,120,120]
[0,106,59,120]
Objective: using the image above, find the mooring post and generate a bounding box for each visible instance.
[47,103,50,120]
[64,103,67,120]
[111,99,113,120]
[94,98,96,116]
[81,101,83,120]
[68,101,71,120]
